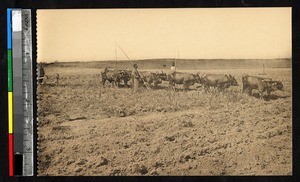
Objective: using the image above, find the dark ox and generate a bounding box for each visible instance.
[242,75,283,99]
[200,74,239,92]
[101,68,131,87]
[167,72,200,90]
[137,71,165,88]
[117,70,131,87]
[156,72,168,82]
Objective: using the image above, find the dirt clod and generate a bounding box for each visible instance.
[133,164,148,175]
[77,159,87,165]
[75,168,83,173]
[165,136,175,142]
[100,157,108,165]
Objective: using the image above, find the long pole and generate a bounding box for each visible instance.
[115,41,117,68]
[116,44,150,89]
[176,46,179,69]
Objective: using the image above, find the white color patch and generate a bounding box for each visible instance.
[12,10,22,32]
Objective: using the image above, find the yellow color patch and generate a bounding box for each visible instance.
[8,92,13,133]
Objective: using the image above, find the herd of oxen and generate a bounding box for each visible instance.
[101,67,284,99]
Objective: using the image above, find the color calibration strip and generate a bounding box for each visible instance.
[12,8,23,160]
[7,8,14,177]
[12,9,24,176]
[7,8,34,176]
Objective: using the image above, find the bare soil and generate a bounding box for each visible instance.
[37,65,292,176]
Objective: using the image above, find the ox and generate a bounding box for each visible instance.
[242,75,283,99]
[200,74,239,92]
[117,70,131,87]
[101,68,131,87]
[167,72,200,90]
[137,71,164,88]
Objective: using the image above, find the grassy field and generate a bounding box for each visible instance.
[37,63,292,176]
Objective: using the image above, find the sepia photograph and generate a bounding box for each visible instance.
[36,8,292,176]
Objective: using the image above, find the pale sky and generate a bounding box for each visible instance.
[37,8,291,62]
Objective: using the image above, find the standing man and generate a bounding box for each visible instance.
[170,62,177,78]
[132,64,140,93]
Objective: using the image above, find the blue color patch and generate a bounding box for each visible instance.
[7,9,12,49]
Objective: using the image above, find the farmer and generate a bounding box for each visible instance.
[170,62,177,78]
[132,64,140,93]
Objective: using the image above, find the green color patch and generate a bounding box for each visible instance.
[7,50,12,92]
